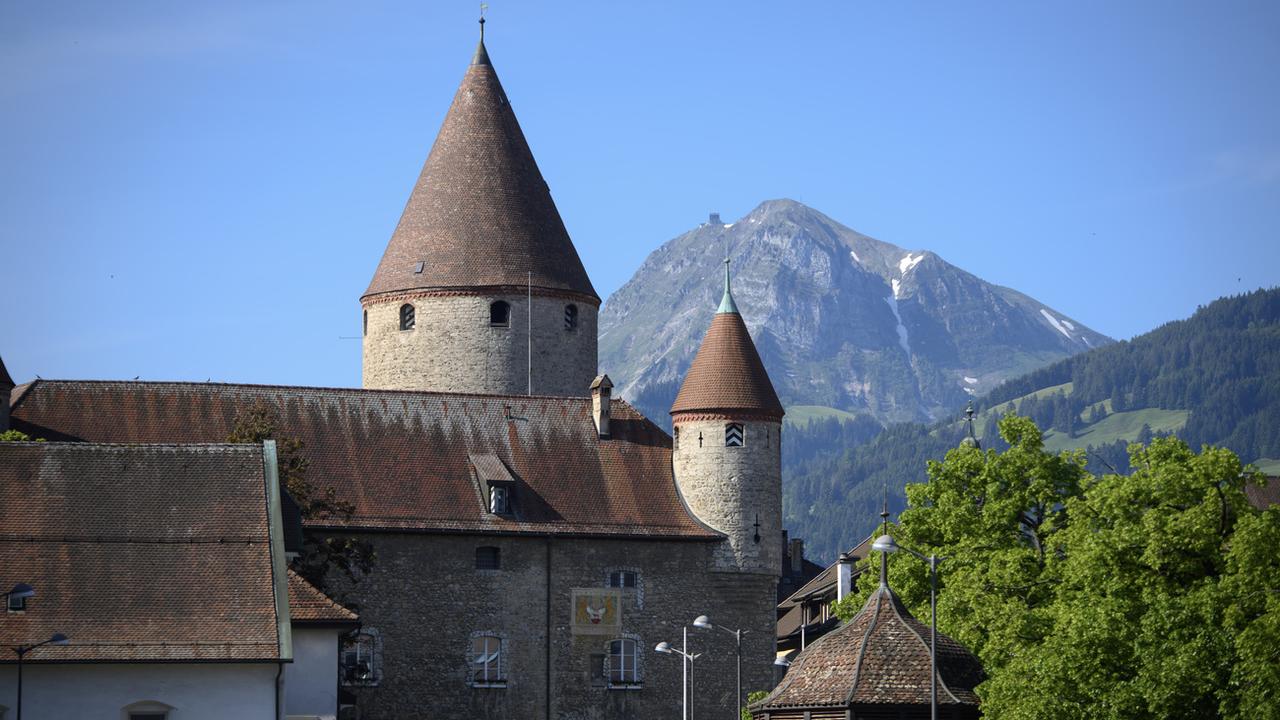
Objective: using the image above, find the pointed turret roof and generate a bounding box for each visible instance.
[363,36,598,303]
[671,260,783,419]
[0,355,13,390]
[754,581,983,713]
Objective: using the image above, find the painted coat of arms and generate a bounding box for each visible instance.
[570,589,621,635]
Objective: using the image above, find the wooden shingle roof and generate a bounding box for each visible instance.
[363,39,598,304]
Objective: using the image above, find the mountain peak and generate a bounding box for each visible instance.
[600,200,1112,427]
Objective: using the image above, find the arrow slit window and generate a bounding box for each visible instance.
[399,303,415,331]
[725,423,745,447]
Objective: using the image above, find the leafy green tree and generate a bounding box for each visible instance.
[227,401,374,591]
[835,413,1280,718]
[743,690,769,720]
[0,429,43,442]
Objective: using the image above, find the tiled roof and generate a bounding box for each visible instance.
[670,311,783,419]
[1245,476,1280,510]
[779,533,875,609]
[0,443,286,662]
[11,380,717,540]
[759,582,983,710]
[287,569,358,625]
[363,39,598,303]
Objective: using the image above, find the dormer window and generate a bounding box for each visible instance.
[489,485,510,515]
[725,423,744,447]
[490,301,511,327]
[564,304,579,330]
[8,594,26,612]
[399,303,415,331]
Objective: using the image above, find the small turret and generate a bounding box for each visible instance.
[671,259,783,575]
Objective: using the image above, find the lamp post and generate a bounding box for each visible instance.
[655,627,701,720]
[12,633,70,720]
[872,534,942,720]
[692,614,747,720]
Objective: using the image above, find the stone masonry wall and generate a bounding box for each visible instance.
[362,293,598,397]
[672,418,783,576]
[326,533,778,720]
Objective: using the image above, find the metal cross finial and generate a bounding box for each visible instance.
[881,485,890,536]
[479,3,488,39]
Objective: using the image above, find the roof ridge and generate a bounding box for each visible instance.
[17,378,598,403]
[882,584,964,704]
[846,587,888,705]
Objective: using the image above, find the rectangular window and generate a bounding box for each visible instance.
[341,631,379,686]
[608,638,641,687]
[608,570,637,589]
[725,423,744,447]
[489,485,510,514]
[7,595,25,612]
[472,635,505,686]
[475,546,501,570]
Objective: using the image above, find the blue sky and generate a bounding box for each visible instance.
[2,1,1278,388]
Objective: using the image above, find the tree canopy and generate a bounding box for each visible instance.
[835,414,1280,719]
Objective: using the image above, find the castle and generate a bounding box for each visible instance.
[5,29,786,719]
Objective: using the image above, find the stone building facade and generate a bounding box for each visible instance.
[362,291,598,397]
[6,27,789,720]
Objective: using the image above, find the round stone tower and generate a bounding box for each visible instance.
[671,261,784,576]
[361,34,599,397]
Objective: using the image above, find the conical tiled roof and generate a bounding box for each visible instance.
[756,583,983,712]
[671,262,782,418]
[363,39,598,303]
[0,355,13,389]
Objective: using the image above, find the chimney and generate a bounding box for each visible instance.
[836,552,855,601]
[0,355,13,433]
[590,374,613,438]
[789,538,804,574]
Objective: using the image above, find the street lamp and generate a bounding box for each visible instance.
[872,534,943,720]
[12,632,70,720]
[655,627,701,720]
[692,614,747,720]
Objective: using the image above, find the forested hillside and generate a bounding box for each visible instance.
[786,287,1280,563]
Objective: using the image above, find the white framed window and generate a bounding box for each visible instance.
[341,628,382,686]
[489,485,510,514]
[604,567,644,608]
[607,637,642,688]
[470,632,507,687]
[725,422,744,447]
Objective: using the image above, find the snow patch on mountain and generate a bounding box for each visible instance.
[899,253,924,275]
[891,279,902,298]
[884,295,912,357]
[964,376,978,384]
[1040,308,1074,340]
[850,250,860,263]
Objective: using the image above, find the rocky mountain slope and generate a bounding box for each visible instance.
[600,199,1111,426]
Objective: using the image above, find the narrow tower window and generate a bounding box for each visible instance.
[564,304,579,330]
[725,423,744,447]
[362,309,368,337]
[489,301,511,327]
[399,303,415,331]
[673,427,679,450]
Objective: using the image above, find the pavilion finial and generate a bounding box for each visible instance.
[480,3,488,39]
[717,256,739,314]
[880,486,890,586]
[472,5,492,66]
[961,400,981,449]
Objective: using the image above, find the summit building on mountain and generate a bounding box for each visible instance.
[5,29,787,719]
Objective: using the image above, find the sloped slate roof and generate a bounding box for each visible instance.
[363,40,597,303]
[671,311,783,418]
[0,442,286,662]
[758,583,983,710]
[287,569,358,625]
[10,380,716,539]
